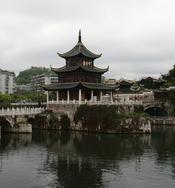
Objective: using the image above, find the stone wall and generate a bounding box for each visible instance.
[47,104,79,122]
[34,111,70,130]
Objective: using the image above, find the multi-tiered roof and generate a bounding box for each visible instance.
[43,31,115,91]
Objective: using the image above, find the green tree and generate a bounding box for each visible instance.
[16,66,52,84]
[60,115,71,130]
[10,92,46,103]
[163,64,175,86]
[74,105,121,130]
[0,93,12,107]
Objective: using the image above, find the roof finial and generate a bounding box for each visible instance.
[78,29,81,43]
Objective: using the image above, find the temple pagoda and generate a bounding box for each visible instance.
[43,30,116,103]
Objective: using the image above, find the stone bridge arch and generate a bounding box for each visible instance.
[144,102,168,117]
[28,116,37,129]
[0,116,13,131]
[0,115,33,133]
[144,106,168,117]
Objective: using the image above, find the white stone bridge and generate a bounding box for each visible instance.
[0,107,45,132]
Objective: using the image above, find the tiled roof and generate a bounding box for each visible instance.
[42,82,116,91]
[51,65,108,74]
[58,42,101,59]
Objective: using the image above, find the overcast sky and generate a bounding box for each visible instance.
[1,0,175,79]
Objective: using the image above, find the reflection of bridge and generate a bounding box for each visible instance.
[0,107,45,116]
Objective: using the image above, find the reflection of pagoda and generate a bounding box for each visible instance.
[43,30,116,103]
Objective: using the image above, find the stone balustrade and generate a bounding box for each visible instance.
[11,102,47,106]
[0,107,45,116]
[47,100,143,105]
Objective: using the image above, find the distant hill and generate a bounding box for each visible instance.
[16,66,52,84]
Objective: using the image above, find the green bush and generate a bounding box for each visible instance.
[10,92,46,103]
[16,66,52,84]
[74,105,122,130]
[74,105,147,131]
[0,93,11,107]
[60,115,70,130]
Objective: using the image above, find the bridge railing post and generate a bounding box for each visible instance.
[0,106,46,116]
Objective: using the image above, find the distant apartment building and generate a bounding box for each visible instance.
[16,83,33,93]
[32,74,58,92]
[0,69,16,94]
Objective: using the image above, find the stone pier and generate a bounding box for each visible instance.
[47,104,79,122]
[0,115,32,133]
[0,107,45,133]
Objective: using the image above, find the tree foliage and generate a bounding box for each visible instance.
[0,93,12,107]
[16,66,52,84]
[74,105,148,131]
[60,115,71,130]
[11,92,46,103]
[168,90,175,115]
[74,105,121,130]
[0,92,46,107]
[163,64,175,86]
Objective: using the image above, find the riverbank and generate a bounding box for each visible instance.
[2,105,175,134]
[33,105,151,134]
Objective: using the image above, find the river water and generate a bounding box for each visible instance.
[0,126,175,188]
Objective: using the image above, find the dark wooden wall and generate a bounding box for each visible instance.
[58,69,102,83]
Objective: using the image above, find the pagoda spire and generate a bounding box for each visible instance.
[78,29,81,43]
[58,29,102,59]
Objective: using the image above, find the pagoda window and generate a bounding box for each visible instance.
[82,61,92,67]
[82,61,86,66]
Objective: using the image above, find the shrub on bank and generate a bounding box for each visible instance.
[74,105,122,130]
[0,94,11,108]
[74,105,147,131]
[123,112,148,119]
[60,115,71,130]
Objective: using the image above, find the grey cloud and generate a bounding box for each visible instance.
[0,0,175,79]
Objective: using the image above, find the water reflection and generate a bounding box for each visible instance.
[0,133,32,151]
[0,128,175,187]
[152,126,175,179]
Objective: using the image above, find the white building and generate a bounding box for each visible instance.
[32,74,58,92]
[16,83,33,92]
[113,91,154,105]
[0,69,16,94]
